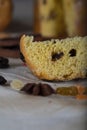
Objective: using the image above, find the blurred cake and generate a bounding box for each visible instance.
[38,0,66,38]
[0,0,13,31]
[20,35,87,81]
[63,0,87,36]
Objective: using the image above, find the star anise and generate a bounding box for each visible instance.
[20,83,55,96]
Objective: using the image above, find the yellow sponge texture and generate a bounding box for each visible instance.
[20,35,87,81]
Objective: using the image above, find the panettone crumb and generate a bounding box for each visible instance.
[20,35,87,81]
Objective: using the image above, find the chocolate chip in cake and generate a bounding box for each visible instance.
[69,49,76,57]
[0,76,7,85]
[52,52,64,61]
[42,0,47,4]
[48,10,57,20]
[53,40,56,44]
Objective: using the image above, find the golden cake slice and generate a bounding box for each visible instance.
[20,35,87,81]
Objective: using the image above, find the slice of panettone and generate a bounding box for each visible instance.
[20,35,87,81]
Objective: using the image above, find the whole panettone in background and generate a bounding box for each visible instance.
[63,0,87,37]
[34,0,40,34]
[38,0,66,38]
[20,35,87,81]
[0,0,13,31]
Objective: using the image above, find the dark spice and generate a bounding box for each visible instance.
[21,83,55,96]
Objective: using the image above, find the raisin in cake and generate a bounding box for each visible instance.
[20,35,87,81]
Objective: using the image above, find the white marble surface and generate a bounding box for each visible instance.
[0,58,87,130]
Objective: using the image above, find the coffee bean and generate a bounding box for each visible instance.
[21,83,35,94]
[0,76,7,85]
[20,83,55,96]
[0,57,9,68]
[0,64,9,69]
[0,57,9,64]
[40,84,55,96]
[32,84,40,95]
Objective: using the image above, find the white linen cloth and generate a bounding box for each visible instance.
[0,58,87,130]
